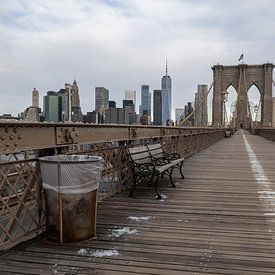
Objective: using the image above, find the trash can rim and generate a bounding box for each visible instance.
[39,154,102,164]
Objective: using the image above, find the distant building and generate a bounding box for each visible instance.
[95,87,109,123]
[125,90,136,112]
[105,108,117,124]
[43,91,62,122]
[65,79,82,122]
[57,79,82,122]
[182,102,194,126]
[140,85,151,117]
[140,115,150,125]
[22,88,41,122]
[175,108,184,125]
[123,100,135,114]
[128,112,138,125]
[105,108,129,124]
[83,111,97,123]
[108,100,116,109]
[194,84,208,126]
[153,90,162,125]
[123,99,136,124]
[24,106,41,122]
[32,88,39,108]
[58,89,68,122]
[161,61,172,125]
[0,114,21,121]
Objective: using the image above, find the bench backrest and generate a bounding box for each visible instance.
[128,146,152,165]
[147,143,165,160]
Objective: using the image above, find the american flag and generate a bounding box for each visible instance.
[238,53,244,61]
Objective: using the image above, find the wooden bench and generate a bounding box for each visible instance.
[127,143,184,199]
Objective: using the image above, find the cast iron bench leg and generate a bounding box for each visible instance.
[179,162,185,179]
[154,174,162,200]
[169,167,176,188]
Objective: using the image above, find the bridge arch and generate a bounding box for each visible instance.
[212,63,274,128]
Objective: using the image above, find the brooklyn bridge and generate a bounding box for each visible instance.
[1,63,275,274]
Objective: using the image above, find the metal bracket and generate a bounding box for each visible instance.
[56,127,79,145]
[0,126,22,153]
[129,128,137,139]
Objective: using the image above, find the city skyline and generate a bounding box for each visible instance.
[1,0,275,117]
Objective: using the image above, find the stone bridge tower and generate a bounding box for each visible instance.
[212,63,274,128]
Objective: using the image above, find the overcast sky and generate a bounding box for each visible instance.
[1,0,275,118]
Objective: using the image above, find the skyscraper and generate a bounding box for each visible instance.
[123,100,135,114]
[108,100,116,109]
[58,79,82,122]
[23,88,40,122]
[140,85,151,116]
[43,91,62,122]
[153,90,162,125]
[71,79,80,107]
[58,88,68,122]
[95,87,109,112]
[161,60,172,125]
[65,79,82,122]
[123,99,136,124]
[32,88,39,108]
[194,84,208,126]
[105,108,129,124]
[95,87,109,124]
[125,90,136,112]
[183,102,194,126]
[175,108,184,125]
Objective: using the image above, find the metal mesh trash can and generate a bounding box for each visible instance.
[39,155,102,244]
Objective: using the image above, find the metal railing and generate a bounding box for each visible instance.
[254,127,275,142]
[0,122,225,250]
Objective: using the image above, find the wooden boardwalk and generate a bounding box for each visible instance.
[1,130,275,274]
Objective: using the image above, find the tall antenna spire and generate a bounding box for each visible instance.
[165,58,168,76]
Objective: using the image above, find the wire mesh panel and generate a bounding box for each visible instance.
[0,159,45,250]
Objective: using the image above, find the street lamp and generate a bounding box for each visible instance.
[221,91,229,127]
[254,104,258,120]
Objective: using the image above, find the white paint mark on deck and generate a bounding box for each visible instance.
[242,132,275,238]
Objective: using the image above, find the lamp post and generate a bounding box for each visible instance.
[221,91,229,127]
[254,104,258,120]
[253,104,259,127]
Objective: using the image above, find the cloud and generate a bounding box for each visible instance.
[0,0,274,117]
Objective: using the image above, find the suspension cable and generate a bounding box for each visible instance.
[243,67,253,127]
[254,97,261,123]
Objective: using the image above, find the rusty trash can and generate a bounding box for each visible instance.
[39,155,102,244]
